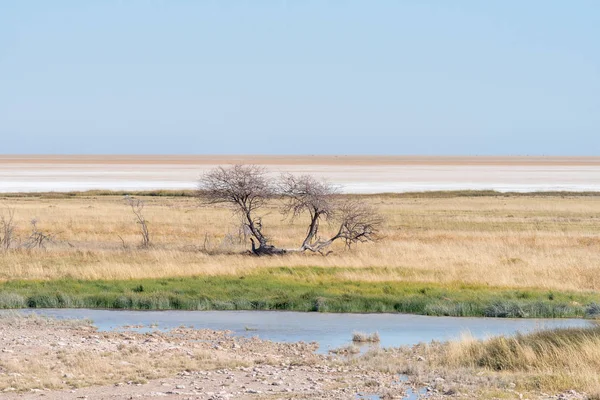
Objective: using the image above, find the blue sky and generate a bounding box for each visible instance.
[1,1,598,155]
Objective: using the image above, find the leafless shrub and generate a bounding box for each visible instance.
[0,206,16,251]
[125,196,150,248]
[199,220,252,255]
[23,219,57,250]
[334,200,382,249]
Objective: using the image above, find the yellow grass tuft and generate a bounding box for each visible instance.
[432,326,600,394]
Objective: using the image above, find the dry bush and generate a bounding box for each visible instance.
[329,344,361,355]
[22,219,57,250]
[124,196,150,248]
[352,331,381,343]
[0,206,16,250]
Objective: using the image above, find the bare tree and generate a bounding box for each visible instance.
[280,176,381,254]
[199,165,284,255]
[199,165,382,256]
[0,206,16,251]
[279,174,337,251]
[125,196,151,248]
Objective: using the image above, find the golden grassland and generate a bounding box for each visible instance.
[0,192,599,292]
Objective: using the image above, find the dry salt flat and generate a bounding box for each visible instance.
[1,155,600,193]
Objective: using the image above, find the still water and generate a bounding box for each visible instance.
[12,309,593,353]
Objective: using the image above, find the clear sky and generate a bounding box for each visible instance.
[1,1,598,155]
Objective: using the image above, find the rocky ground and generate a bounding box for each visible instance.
[0,314,592,400]
[0,314,405,399]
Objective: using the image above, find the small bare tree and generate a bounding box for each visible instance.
[0,206,16,251]
[199,165,284,255]
[281,175,381,253]
[279,174,337,251]
[125,196,151,248]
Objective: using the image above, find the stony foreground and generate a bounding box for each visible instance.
[0,314,406,399]
[0,314,592,400]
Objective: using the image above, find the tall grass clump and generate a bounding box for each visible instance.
[0,293,26,308]
[438,326,600,393]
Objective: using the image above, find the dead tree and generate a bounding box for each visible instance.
[0,206,16,251]
[199,165,382,256]
[199,165,285,256]
[280,175,381,253]
[125,196,151,248]
[279,174,337,251]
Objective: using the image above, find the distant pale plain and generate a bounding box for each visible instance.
[1,156,600,193]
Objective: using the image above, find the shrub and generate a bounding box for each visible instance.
[352,331,380,343]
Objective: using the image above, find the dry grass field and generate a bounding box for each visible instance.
[1,192,599,292]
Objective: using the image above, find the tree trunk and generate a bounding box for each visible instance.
[299,224,344,254]
[300,211,320,251]
[245,211,267,247]
[250,238,286,256]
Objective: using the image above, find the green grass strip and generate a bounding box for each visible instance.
[1,267,598,317]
